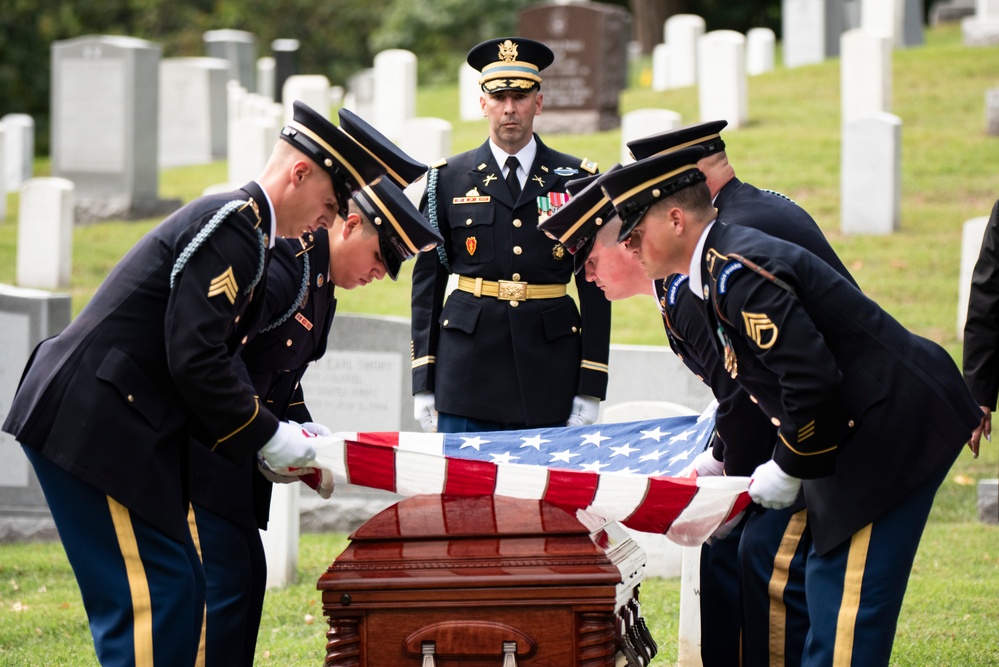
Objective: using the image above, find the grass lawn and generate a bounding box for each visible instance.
[0,21,997,667]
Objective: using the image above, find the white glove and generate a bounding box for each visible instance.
[567,395,600,427]
[258,421,317,470]
[256,459,335,499]
[749,460,802,510]
[692,449,725,477]
[256,458,304,485]
[299,421,332,437]
[413,391,437,432]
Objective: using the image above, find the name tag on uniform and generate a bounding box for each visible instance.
[453,196,491,204]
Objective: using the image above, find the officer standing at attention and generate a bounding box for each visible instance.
[410,37,612,433]
[2,101,388,666]
[600,147,982,667]
[188,108,441,667]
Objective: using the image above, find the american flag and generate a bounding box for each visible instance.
[311,410,751,546]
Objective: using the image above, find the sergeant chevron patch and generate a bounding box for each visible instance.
[742,311,778,349]
[208,266,239,304]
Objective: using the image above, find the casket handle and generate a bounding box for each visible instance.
[404,621,536,659]
[502,640,517,666]
[422,641,436,667]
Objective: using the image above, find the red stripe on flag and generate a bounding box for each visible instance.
[623,476,699,534]
[345,440,398,492]
[443,457,497,496]
[544,469,598,512]
[356,432,401,446]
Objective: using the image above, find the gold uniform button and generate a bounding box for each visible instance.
[285,339,293,347]
[241,335,248,344]
[127,394,135,403]
[513,219,522,228]
[512,273,521,281]
[571,326,578,333]
[510,300,520,307]
[750,395,758,403]
[771,417,781,426]
[513,246,522,255]
[848,419,856,428]
[466,218,473,226]
[234,315,240,324]
[443,319,449,326]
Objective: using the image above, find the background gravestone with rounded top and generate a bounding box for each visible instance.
[518,1,631,133]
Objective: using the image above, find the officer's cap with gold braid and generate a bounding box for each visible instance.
[337,109,428,188]
[598,146,707,243]
[538,166,622,274]
[280,101,387,218]
[627,120,728,162]
[467,37,555,94]
[352,177,444,281]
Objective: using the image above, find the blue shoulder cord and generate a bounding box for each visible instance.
[258,251,311,333]
[170,199,266,296]
[426,167,451,272]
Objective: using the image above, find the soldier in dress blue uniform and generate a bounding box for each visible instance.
[410,37,612,433]
[623,121,864,667]
[189,109,439,667]
[599,148,981,667]
[0,100,391,667]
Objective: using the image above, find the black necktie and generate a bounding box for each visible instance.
[505,156,521,200]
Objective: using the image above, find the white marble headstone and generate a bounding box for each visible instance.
[841,113,902,235]
[459,63,482,122]
[16,178,74,290]
[664,14,705,89]
[1,114,33,193]
[282,75,331,124]
[746,28,776,75]
[957,214,991,340]
[697,31,748,129]
[373,49,417,141]
[159,57,229,167]
[651,43,670,91]
[840,29,892,125]
[203,29,257,91]
[783,0,826,68]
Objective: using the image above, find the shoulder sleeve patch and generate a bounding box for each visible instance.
[667,274,690,307]
[718,261,744,295]
[579,158,598,174]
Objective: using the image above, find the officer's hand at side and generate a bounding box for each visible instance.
[567,395,600,427]
[968,406,990,458]
[692,449,725,477]
[258,421,317,470]
[749,460,801,510]
[413,391,437,432]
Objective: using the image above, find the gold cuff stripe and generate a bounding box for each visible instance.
[287,120,366,189]
[580,360,609,373]
[779,432,837,456]
[833,523,872,667]
[213,399,261,449]
[412,355,436,368]
[768,508,808,663]
[610,164,699,209]
[361,180,418,254]
[107,497,154,667]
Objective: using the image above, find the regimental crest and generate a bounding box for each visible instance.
[742,311,779,349]
[553,244,566,260]
[466,237,477,256]
[498,39,518,62]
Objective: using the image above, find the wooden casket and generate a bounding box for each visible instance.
[318,494,659,666]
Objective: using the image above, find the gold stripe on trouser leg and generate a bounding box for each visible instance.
[187,505,207,667]
[833,523,873,667]
[107,497,154,667]
[768,509,808,666]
